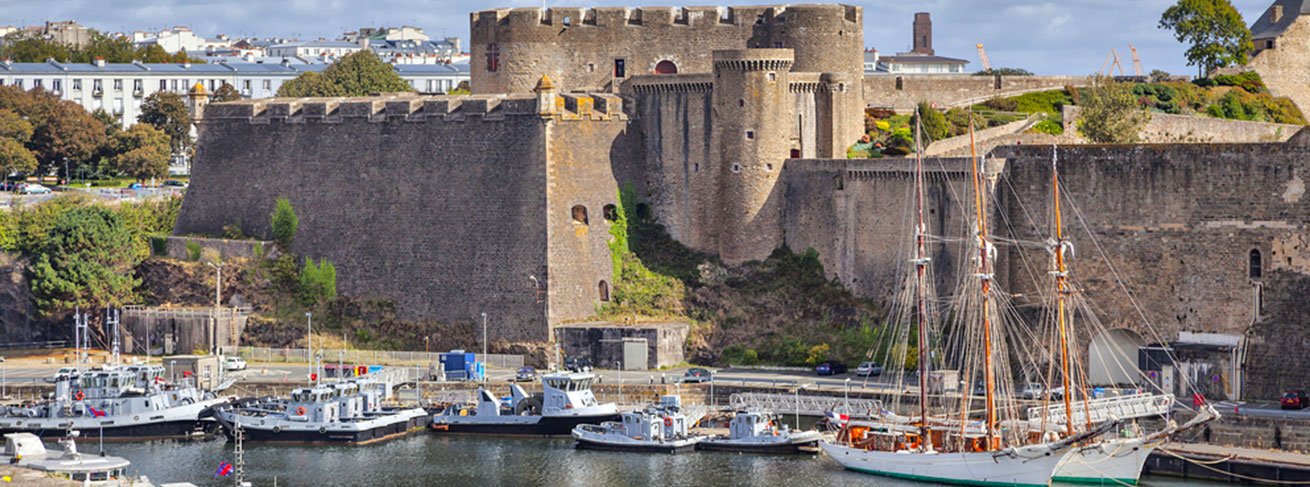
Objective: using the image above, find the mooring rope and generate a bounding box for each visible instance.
[1158,447,1310,485]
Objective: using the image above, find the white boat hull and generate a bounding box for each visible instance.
[821,441,1067,487]
[1053,437,1154,485]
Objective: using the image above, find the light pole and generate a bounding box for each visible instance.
[205,262,224,308]
[424,336,430,354]
[845,377,852,409]
[305,312,313,385]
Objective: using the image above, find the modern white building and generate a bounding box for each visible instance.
[132,27,231,55]
[265,41,362,59]
[0,59,470,127]
[875,55,969,74]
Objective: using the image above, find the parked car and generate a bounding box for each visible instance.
[19,183,51,195]
[855,362,884,377]
[222,356,247,371]
[564,356,592,373]
[127,182,144,190]
[1282,390,1309,410]
[514,366,538,382]
[683,367,714,383]
[1018,383,1047,400]
[815,361,848,376]
[163,179,189,188]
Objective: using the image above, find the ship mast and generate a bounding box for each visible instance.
[1051,146,1075,436]
[967,116,996,449]
[912,110,932,449]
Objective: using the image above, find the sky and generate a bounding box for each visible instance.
[0,0,1279,75]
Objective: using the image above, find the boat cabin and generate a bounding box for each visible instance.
[540,372,602,414]
[727,411,787,440]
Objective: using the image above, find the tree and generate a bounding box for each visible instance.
[0,109,34,141]
[137,92,191,156]
[112,124,171,182]
[973,67,1034,76]
[212,83,242,103]
[1159,0,1253,77]
[27,206,143,326]
[911,101,951,143]
[0,138,38,178]
[1076,78,1152,144]
[299,257,338,304]
[270,197,299,249]
[276,51,412,97]
[449,81,471,95]
[18,92,106,178]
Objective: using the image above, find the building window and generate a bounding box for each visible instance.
[765,163,774,172]
[34,79,43,89]
[731,163,742,173]
[486,43,500,72]
[587,63,595,72]
[767,72,776,81]
[73,79,82,91]
[14,80,21,89]
[1250,249,1263,280]
[1267,39,1275,49]
[52,79,62,92]
[571,205,589,225]
[263,80,271,90]
[602,204,617,221]
[93,79,102,92]
[654,60,677,75]
[114,79,122,90]
[745,130,755,140]
[160,80,167,91]
[243,80,251,92]
[133,79,143,92]
[773,42,783,48]
[614,58,626,78]
[598,280,610,301]
[170,80,178,91]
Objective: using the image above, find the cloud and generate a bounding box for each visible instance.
[1,0,1279,75]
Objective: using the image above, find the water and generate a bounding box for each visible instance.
[100,436,1208,487]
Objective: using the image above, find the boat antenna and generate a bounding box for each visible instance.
[1050,145,1077,437]
[968,113,996,450]
[912,107,933,450]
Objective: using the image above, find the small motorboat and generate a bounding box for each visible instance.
[699,410,824,454]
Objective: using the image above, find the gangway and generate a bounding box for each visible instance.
[729,392,884,418]
[1027,393,1174,425]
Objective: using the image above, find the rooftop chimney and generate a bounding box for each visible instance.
[93,56,105,67]
[912,12,934,56]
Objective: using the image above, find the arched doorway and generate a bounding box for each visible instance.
[654,60,678,75]
[1087,328,1147,387]
[598,280,610,301]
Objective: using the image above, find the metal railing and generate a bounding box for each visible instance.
[729,392,885,418]
[218,346,524,370]
[1027,393,1174,425]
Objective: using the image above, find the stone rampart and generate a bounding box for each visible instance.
[923,113,1042,156]
[1062,105,1300,144]
[864,74,1086,111]
[165,236,273,261]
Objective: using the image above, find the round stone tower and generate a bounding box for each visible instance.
[711,48,794,264]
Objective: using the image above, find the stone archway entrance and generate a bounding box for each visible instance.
[1087,328,1146,387]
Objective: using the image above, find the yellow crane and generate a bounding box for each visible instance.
[976,43,992,72]
[1129,44,1144,77]
[1099,48,1125,76]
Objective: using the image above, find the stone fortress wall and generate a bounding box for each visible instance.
[863,74,1087,111]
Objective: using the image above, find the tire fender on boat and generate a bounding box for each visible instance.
[319,427,327,434]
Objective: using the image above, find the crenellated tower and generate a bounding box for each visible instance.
[711,49,794,263]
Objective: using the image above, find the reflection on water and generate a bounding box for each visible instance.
[101,435,1213,487]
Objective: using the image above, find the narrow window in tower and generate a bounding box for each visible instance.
[767,72,776,82]
[588,63,596,73]
[572,205,589,225]
[603,204,617,221]
[598,281,610,301]
[773,42,783,48]
[731,164,742,173]
[1250,249,1263,280]
[614,59,626,78]
[694,163,700,172]
[486,43,500,72]
[745,130,755,140]
[738,99,744,107]
[765,163,774,172]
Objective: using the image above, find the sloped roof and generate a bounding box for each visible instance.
[1251,0,1310,39]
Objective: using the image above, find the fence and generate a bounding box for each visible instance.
[218,346,524,370]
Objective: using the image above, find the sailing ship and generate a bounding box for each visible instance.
[821,111,1108,486]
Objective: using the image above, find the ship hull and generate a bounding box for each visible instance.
[217,409,429,445]
[431,413,621,437]
[574,437,700,454]
[0,419,219,441]
[821,441,1067,487]
[697,440,819,454]
[1053,437,1153,485]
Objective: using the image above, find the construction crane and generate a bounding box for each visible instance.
[976,43,992,72]
[1100,48,1126,77]
[1129,44,1144,77]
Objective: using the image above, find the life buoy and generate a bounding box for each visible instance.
[296,406,307,416]
[663,417,673,427]
[74,391,84,401]
[318,427,327,434]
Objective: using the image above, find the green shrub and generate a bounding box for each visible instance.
[270,198,298,249]
[1031,119,1064,135]
[223,223,245,240]
[981,97,1018,112]
[252,242,265,259]
[185,241,201,261]
[299,257,338,305]
[721,345,760,366]
[911,101,950,142]
[1012,89,1073,116]
[1210,71,1267,94]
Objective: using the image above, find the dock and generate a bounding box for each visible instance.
[1147,442,1310,484]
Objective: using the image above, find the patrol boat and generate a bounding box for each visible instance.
[212,378,428,444]
[431,371,619,436]
[698,411,824,454]
[0,365,229,440]
[2,432,148,486]
[571,395,705,453]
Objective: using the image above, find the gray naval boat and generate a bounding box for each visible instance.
[431,371,620,436]
[0,365,230,440]
[698,411,825,454]
[571,395,706,453]
[212,378,428,444]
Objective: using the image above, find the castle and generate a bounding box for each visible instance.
[175,3,1310,400]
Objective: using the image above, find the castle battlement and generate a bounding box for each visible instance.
[473,4,858,30]
[201,93,628,124]
[627,73,714,93]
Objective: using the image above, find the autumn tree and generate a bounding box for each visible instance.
[276,51,411,97]
[1159,0,1253,77]
[0,88,106,177]
[0,109,38,178]
[137,91,191,156]
[112,124,171,182]
[1077,78,1152,144]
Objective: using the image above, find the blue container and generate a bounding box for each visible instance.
[368,365,384,375]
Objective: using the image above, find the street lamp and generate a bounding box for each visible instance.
[424,336,430,354]
[305,312,314,385]
[205,262,224,308]
[845,377,852,409]
[481,312,488,370]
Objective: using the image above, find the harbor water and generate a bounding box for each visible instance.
[101,436,1211,487]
